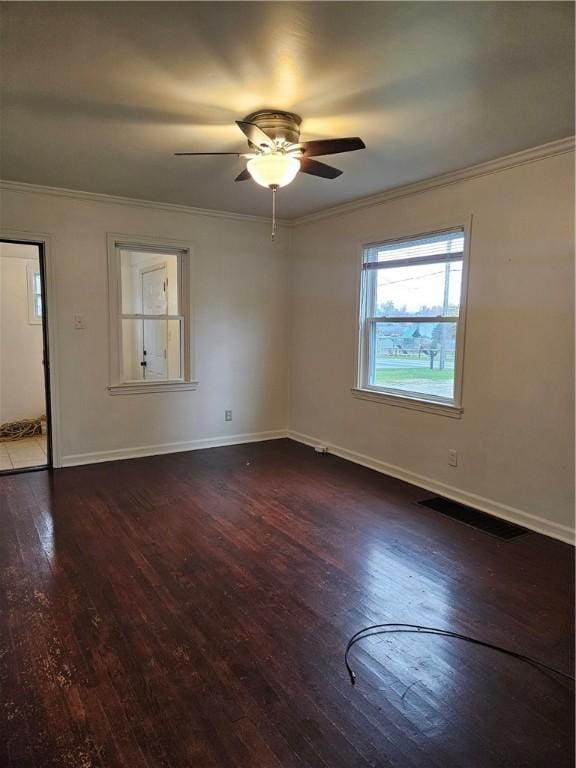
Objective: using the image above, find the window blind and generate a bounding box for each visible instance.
[364,228,465,267]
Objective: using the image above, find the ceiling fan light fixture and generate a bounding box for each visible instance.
[174,111,365,239]
[247,153,300,188]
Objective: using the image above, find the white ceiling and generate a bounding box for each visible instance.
[1,2,573,219]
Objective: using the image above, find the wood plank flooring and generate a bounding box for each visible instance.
[0,438,573,767]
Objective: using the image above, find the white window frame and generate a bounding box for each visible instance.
[107,233,197,395]
[353,221,471,418]
[26,262,43,324]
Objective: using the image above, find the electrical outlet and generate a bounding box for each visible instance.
[74,313,86,330]
[448,449,458,467]
[225,410,232,422]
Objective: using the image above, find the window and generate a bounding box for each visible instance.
[355,227,468,414]
[107,235,196,394]
[27,263,43,324]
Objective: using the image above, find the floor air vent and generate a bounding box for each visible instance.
[417,497,528,540]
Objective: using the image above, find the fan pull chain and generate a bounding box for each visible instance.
[271,184,278,241]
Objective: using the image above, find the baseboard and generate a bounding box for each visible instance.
[61,430,288,467]
[288,430,575,545]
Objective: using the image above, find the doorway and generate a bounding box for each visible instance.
[0,240,51,472]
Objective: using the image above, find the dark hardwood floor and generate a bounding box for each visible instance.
[0,438,573,768]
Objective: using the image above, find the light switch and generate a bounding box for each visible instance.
[74,313,86,330]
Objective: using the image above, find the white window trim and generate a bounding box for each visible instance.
[106,232,198,395]
[26,262,43,324]
[353,217,472,417]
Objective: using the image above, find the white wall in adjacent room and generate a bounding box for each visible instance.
[0,189,290,463]
[0,243,45,425]
[289,150,575,540]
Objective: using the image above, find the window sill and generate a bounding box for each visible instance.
[351,387,462,418]
[108,381,199,395]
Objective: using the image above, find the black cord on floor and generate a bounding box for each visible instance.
[345,623,575,686]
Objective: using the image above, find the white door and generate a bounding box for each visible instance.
[141,266,167,380]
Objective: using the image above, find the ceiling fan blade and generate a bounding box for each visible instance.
[174,152,241,156]
[235,121,275,149]
[298,137,365,157]
[299,158,343,179]
[234,168,252,182]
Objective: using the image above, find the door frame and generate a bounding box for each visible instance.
[0,229,61,468]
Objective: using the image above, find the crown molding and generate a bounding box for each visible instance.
[0,179,291,228]
[292,136,575,227]
[1,136,573,228]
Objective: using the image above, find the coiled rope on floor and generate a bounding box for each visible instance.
[0,418,42,442]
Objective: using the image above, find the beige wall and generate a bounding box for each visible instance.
[0,190,290,463]
[289,151,575,540]
[0,243,45,424]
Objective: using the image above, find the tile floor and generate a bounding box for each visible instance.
[0,435,48,470]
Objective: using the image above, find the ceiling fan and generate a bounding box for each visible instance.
[175,110,366,238]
